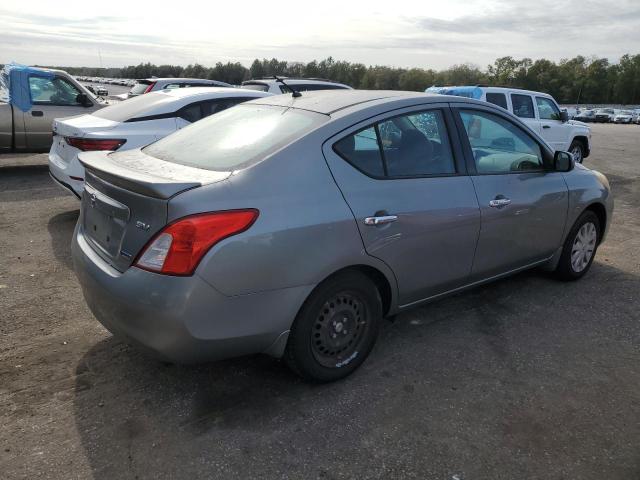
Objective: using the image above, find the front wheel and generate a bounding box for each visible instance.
[569,140,585,163]
[555,211,600,281]
[284,272,382,382]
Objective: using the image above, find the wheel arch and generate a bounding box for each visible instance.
[584,202,607,244]
[571,135,590,157]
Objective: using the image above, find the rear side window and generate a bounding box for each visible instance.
[459,109,543,174]
[486,93,507,110]
[333,109,456,178]
[511,94,535,119]
[143,105,327,171]
[334,127,384,177]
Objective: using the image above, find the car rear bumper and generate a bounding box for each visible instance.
[48,146,85,197]
[72,225,311,363]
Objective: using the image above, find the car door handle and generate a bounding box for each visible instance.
[31,111,44,117]
[542,125,551,129]
[489,198,512,208]
[364,215,398,226]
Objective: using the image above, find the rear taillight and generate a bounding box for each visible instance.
[143,82,156,94]
[134,210,259,276]
[65,137,126,151]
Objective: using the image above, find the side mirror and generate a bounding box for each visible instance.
[76,93,92,107]
[559,109,569,122]
[554,151,574,172]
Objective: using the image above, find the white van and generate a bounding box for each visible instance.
[427,86,592,163]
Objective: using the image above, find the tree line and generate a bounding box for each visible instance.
[46,54,640,105]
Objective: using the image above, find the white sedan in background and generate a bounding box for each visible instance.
[613,110,635,124]
[48,87,273,198]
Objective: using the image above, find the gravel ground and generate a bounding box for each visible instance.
[1,123,639,480]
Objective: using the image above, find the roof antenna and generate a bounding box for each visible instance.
[274,76,301,98]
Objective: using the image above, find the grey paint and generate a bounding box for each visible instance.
[72,90,613,364]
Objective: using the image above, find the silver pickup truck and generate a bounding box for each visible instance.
[1,65,107,153]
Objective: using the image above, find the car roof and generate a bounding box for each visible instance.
[243,78,351,88]
[249,89,448,115]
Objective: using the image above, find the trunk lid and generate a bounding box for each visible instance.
[78,148,231,272]
[52,114,119,137]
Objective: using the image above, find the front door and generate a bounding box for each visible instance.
[323,105,481,306]
[454,106,569,279]
[535,96,569,151]
[24,75,94,150]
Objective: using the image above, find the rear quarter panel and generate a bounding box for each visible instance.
[167,129,399,305]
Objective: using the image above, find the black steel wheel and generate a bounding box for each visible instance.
[285,271,382,382]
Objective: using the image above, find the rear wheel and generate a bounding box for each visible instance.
[284,272,382,382]
[569,140,585,163]
[555,211,600,281]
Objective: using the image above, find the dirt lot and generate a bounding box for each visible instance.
[1,123,639,480]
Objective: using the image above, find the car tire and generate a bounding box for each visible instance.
[555,211,600,281]
[569,140,585,163]
[284,271,382,382]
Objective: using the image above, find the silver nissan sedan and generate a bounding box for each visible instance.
[72,90,613,382]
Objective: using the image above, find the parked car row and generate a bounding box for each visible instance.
[76,76,136,87]
[574,108,640,124]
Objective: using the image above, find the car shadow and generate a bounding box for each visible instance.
[0,165,70,202]
[47,209,80,270]
[71,259,640,479]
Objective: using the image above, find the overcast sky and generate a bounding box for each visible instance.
[1,0,639,70]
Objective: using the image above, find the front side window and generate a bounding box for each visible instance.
[459,110,543,174]
[486,92,508,110]
[511,94,535,119]
[333,109,456,178]
[29,76,82,106]
[536,97,561,120]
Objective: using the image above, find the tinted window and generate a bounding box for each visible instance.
[144,105,327,171]
[179,103,201,122]
[511,94,535,119]
[378,110,455,176]
[164,83,181,90]
[29,76,82,106]
[486,92,507,110]
[536,96,561,120]
[460,110,543,174]
[334,127,384,177]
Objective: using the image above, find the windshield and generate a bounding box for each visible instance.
[619,110,632,115]
[92,92,174,122]
[129,81,152,95]
[143,104,327,171]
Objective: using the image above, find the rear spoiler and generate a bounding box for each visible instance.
[78,150,230,199]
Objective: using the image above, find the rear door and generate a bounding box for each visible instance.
[452,104,568,279]
[25,75,94,150]
[323,104,480,306]
[535,96,569,151]
[510,93,541,136]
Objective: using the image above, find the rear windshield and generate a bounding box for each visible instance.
[129,81,152,95]
[240,83,269,92]
[92,92,173,122]
[143,104,327,171]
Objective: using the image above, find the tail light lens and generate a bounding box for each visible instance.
[134,210,259,276]
[143,82,156,94]
[65,137,126,151]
